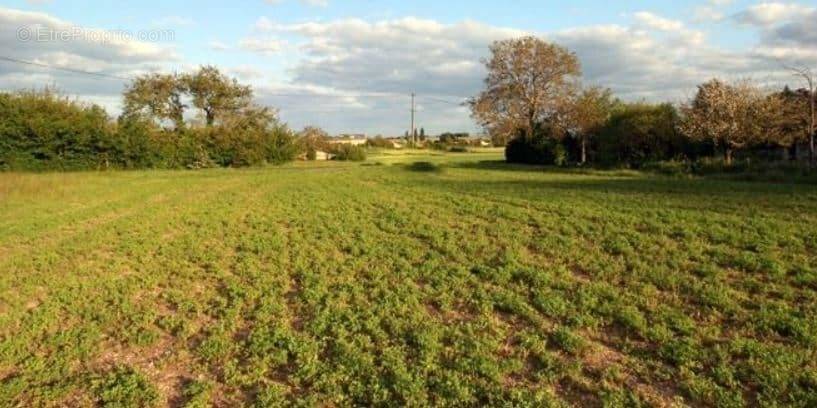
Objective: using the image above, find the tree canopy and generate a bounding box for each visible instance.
[470,36,580,145]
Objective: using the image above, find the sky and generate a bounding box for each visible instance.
[1,0,816,135]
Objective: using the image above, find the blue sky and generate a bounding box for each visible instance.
[1,0,815,134]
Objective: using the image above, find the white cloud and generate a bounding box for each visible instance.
[230,8,817,133]
[633,11,684,31]
[227,65,265,80]
[238,37,284,54]
[693,6,725,22]
[209,41,230,51]
[0,7,178,114]
[733,2,815,27]
[3,3,817,134]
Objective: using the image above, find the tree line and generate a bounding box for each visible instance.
[0,67,301,171]
[470,37,817,169]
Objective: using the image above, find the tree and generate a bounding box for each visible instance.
[680,79,778,165]
[123,73,186,129]
[785,66,816,165]
[597,103,690,166]
[564,86,616,164]
[770,86,808,158]
[297,126,330,159]
[182,66,253,127]
[419,127,426,141]
[470,37,580,144]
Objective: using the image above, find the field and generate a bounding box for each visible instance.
[1,151,816,407]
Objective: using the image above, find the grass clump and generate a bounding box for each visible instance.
[92,367,159,408]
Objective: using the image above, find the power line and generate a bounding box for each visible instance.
[420,96,469,106]
[0,55,132,81]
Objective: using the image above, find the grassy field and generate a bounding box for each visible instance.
[1,151,816,407]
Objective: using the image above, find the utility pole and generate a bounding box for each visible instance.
[410,92,416,146]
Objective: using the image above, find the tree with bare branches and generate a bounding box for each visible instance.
[470,37,580,144]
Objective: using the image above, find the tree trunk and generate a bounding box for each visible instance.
[206,110,215,127]
[724,147,733,166]
[580,138,587,165]
[810,90,815,167]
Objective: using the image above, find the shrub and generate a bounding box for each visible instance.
[596,103,709,167]
[0,89,116,171]
[331,144,367,161]
[505,135,566,166]
[0,89,297,171]
[448,146,469,153]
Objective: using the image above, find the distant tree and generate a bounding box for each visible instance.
[124,66,254,129]
[367,135,395,148]
[419,127,426,141]
[123,73,186,129]
[564,86,616,164]
[438,132,469,144]
[680,79,779,165]
[784,66,816,164]
[597,103,691,166]
[296,126,330,159]
[182,66,253,127]
[777,86,815,159]
[470,36,580,144]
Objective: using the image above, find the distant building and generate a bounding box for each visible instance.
[329,134,368,146]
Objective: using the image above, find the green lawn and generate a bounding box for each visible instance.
[1,152,816,407]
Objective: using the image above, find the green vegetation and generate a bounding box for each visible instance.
[0,68,299,172]
[471,37,816,169]
[1,152,816,406]
[330,144,367,162]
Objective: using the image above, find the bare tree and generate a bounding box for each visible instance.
[785,65,816,165]
[470,37,580,143]
[680,79,779,165]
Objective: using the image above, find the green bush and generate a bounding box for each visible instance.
[505,135,566,166]
[331,144,367,161]
[596,103,709,167]
[0,89,116,171]
[0,89,297,171]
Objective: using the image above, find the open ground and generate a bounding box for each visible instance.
[1,150,816,407]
